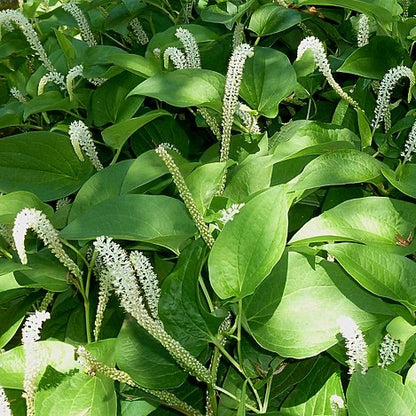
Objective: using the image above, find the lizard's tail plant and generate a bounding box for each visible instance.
[164,47,187,69]
[337,316,368,375]
[68,120,103,170]
[129,18,149,45]
[0,9,55,72]
[164,27,200,69]
[218,43,254,194]
[66,64,84,100]
[232,22,244,50]
[93,236,213,384]
[236,102,261,133]
[13,208,82,279]
[76,346,203,416]
[330,395,346,416]
[403,0,409,18]
[297,36,361,111]
[156,145,215,248]
[357,14,370,47]
[401,118,416,164]
[37,71,66,95]
[62,0,97,47]
[378,333,400,368]
[182,0,193,24]
[10,87,27,103]
[22,310,50,416]
[0,386,12,416]
[372,65,415,132]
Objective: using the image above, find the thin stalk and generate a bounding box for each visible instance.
[110,147,122,165]
[237,299,243,367]
[261,377,273,412]
[198,276,215,313]
[0,248,12,259]
[214,386,261,414]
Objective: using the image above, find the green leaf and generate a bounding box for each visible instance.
[62,194,196,254]
[101,110,171,150]
[280,356,345,416]
[0,132,93,201]
[324,243,416,309]
[248,4,301,37]
[297,0,401,26]
[0,102,23,129]
[209,185,290,300]
[243,251,403,358]
[347,367,416,416]
[115,319,186,389]
[0,340,80,389]
[69,160,133,221]
[159,240,223,355]
[270,120,360,162]
[185,162,226,214]
[23,91,77,120]
[290,197,416,246]
[109,54,158,78]
[91,72,144,127]
[36,372,116,416]
[288,149,383,191]
[338,37,407,79]
[382,165,416,199]
[240,47,296,118]
[14,249,69,292]
[128,69,225,111]
[0,191,53,224]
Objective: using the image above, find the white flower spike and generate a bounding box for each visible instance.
[0,386,12,416]
[130,18,149,45]
[175,27,200,68]
[62,1,96,47]
[338,315,368,374]
[378,333,400,368]
[357,14,369,47]
[37,71,65,95]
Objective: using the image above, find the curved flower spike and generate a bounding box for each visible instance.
[164,47,187,69]
[372,65,415,131]
[297,36,360,110]
[175,27,200,68]
[62,1,96,47]
[357,14,369,47]
[12,208,82,279]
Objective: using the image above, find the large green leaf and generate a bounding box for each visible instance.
[101,110,171,150]
[347,366,416,416]
[0,132,93,201]
[61,194,196,254]
[23,92,77,120]
[0,191,53,224]
[270,120,360,162]
[382,165,416,199]
[109,53,159,78]
[290,197,416,247]
[159,240,223,355]
[0,340,80,389]
[248,4,301,37]
[338,37,407,79]
[324,243,416,309]
[240,47,296,118]
[209,185,290,300]
[297,0,401,25]
[243,251,403,358]
[280,356,344,416]
[128,69,225,111]
[115,319,186,389]
[288,149,383,191]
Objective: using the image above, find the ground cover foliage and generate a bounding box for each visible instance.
[1,0,416,414]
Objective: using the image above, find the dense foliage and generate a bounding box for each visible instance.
[1,0,416,415]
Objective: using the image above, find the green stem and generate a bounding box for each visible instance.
[214,386,261,414]
[237,299,243,367]
[0,248,12,259]
[198,276,215,313]
[110,147,122,165]
[261,377,273,412]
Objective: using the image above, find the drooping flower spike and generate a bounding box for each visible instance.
[378,333,400,368]
[37,71,66,95]
[129,18,149,45]
[10,87,27,103]
[401,118,416,163]
[0,9,55,72]
[297,36,360,110]
[175,27,201,68]
[164,47,187,69]
[372,65,415,132]
[12,208,82,279]
[66,64,84,100]
[357,14,370,47]
[68,120,103,170]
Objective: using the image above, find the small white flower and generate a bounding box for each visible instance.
[175,27,200,68]
[62,1,96,47]
[38,71,66,95]
[153,48,161,59]
[378,333,400,368]
[357,14,370,47]
[164,47,187,69]
[297,36,360,110]
[236,102,261,133]
[401,118,416,163]
[337,316,368,374]
[10,87,27,103]
[0,386,12,416]
[159,142,180,154]
[68,120,103,170]
[330,394,345,415]
[198,108,221,141]
[0,9,55,72]
[218,203,245,225]
[56,197,71,210]
[372,65,415,131]
[130,18,148,45]
[12,208,82,279]
[22,311,50,416]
